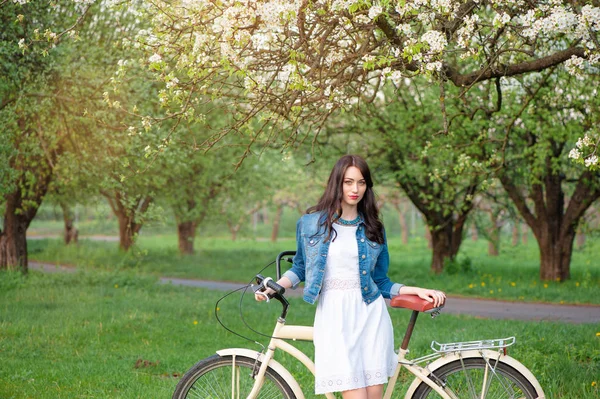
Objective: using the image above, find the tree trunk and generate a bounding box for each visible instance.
[116,213,136,251]
[177,220,197,255]
[487,213,500,256]
[0,174,50,272]
[398,210,409,245]
[500,169,600,282]
[104,193,151,252]
[511,223,519,246]
[0,208,29,272]
[391,202,409,245]
[61,203,78,245]
[488,241,499,256]
[430,224,462,274]
[537,227,576,281]
[576,230,585,250]
[470,224,478,241]
[521,223,528,245]
[271,204,284,243]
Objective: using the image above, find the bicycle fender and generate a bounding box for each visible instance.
[216,348,305,399]
[403,350,545,399]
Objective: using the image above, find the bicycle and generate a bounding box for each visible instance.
[173,251,546,399]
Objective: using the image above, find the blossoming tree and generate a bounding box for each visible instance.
[127,0,599,159]
[495,70,600,281]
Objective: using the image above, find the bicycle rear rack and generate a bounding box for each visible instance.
[430,336,516,353]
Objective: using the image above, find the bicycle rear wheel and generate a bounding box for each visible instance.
[172,354,295,399]
[411,357,538,399]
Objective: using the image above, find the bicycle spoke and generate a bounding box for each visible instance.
[420,359,534,399]
[459,357,478,399]
[183,362,293,399]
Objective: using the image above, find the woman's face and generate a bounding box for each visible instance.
[341,166,367,210]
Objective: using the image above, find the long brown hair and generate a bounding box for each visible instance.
[307,155,384,243]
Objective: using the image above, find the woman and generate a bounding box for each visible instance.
[256,155,445,399]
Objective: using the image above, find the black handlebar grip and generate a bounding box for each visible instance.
[265,279,285,296]
[255,274,285,296]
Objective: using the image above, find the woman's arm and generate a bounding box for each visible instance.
[256,218,305,301]
[372,228,403,298]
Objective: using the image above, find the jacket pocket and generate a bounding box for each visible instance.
[305,235,321,261]
[366,240,382,265]
[366,240,380,249]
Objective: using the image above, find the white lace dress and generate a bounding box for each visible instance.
[313,224,397,395]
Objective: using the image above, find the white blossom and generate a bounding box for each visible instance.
[580,5,600,31]
[568,148,581,160]
[421,30,447,53]
[148,53,162,63]
[166,77,179,89]
[576,135,593,149]
[493,12,511,27]
[565,55,585,75]
[584,155,598,167]
[389,70,402,86]
[582,134,593,147]
[425,61,443,71]
[368,5,383,20]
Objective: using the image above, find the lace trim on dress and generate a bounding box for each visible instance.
[314,364,396,394]
[322,278,361,291]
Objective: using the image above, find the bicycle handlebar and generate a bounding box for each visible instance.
[255,274,286,296]
[275,251,296,280]
[255,273,290,318]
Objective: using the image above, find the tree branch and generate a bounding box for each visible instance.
[445,46,585,87]
[498,174,538,231]
[563,171,600,235]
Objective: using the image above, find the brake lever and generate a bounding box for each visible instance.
[252,284,270,303]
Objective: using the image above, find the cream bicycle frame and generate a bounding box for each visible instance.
[224,318,545,399]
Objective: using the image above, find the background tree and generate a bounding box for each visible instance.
[495,71,600,281]
[162,134,236,255]
[470,185,518,256]
[0,1,94,271]
[377,185,414,245]
[334,78,493,273]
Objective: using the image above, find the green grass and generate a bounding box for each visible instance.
[28,234,600,304]
[1,270,598,398]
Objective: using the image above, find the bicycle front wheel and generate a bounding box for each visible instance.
[172,354,295,399]
[411,357,538,399]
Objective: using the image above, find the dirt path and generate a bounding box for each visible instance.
[30,262,600,324]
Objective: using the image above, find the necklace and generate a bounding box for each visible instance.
[336,215,361,226]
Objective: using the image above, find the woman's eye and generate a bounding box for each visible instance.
[359,181,366,186]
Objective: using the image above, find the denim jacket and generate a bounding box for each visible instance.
[282,212,403,305]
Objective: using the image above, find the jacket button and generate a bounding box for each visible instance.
[364,286,368,291]
[361,238,365,242]
[362,270,367,275]
[362,255,366,259]
[310,240,314,244]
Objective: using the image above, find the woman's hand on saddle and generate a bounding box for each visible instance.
[399,286,446,307]
[415,288,446,307]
